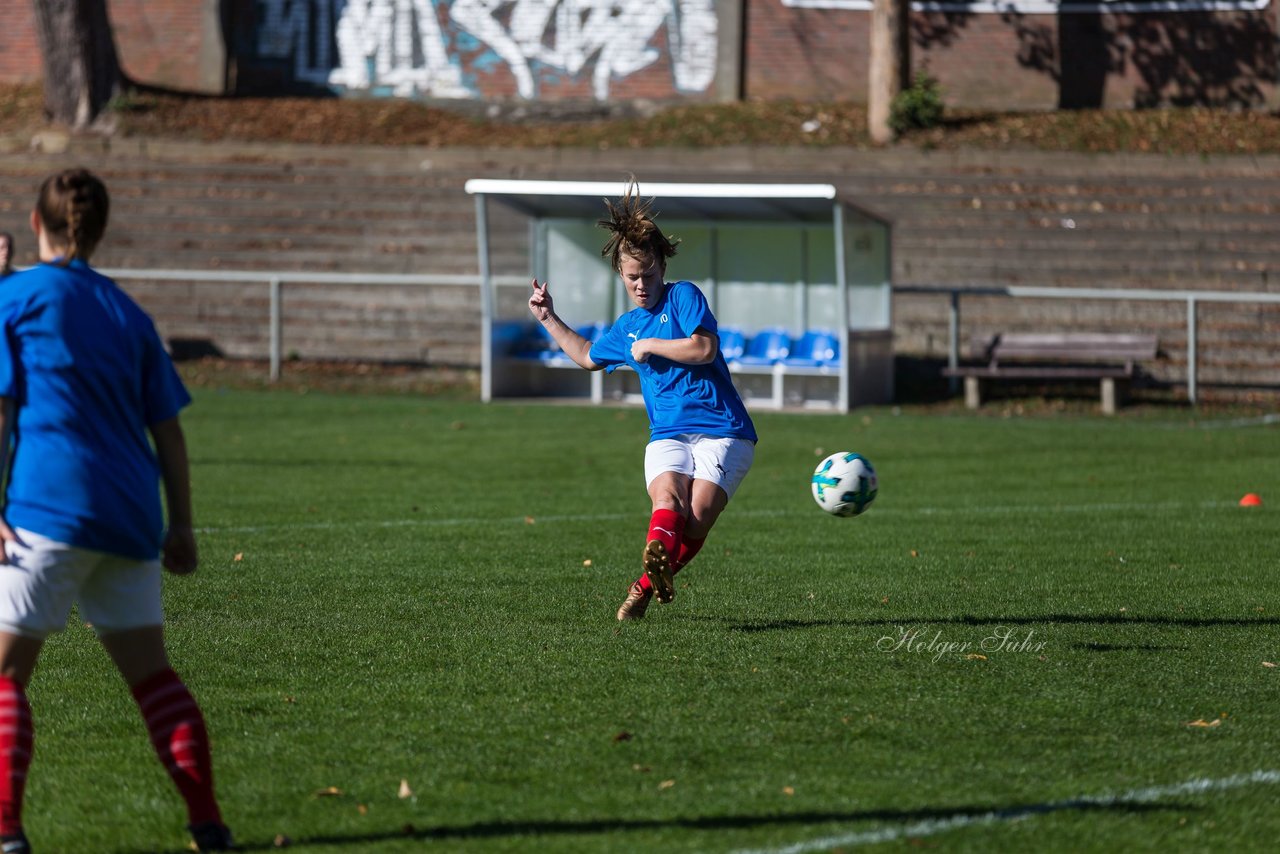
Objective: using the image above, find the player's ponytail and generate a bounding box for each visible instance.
[36,168,110,265]
[599,177,679,273]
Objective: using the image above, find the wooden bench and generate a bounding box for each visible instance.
[942,332,1159,414]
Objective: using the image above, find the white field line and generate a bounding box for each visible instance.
[731,769,1280,854]
[1177,413,1280,431]
[196,500,1240,536]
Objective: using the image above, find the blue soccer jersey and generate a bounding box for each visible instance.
[590,281,757,443]
[0,261,192,560]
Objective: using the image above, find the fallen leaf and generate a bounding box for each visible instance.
[632,764,651,773]
[612,731,633,743]
[1263,661,1276,668]
[910,550,919,558]
[273,834,293,848]
[658,779,676,790]
[524,516,536,525]
[398,779,413,798]
[782,786,795,796]
[233,553,243,562]
[1185,719,1221,728]
[314,786,343,797]
[583,559,593,567]
[357,803,368,815]
[966,654,988,661]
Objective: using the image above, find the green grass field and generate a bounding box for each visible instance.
[22,389,1280,852]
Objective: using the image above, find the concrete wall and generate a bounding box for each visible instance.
[2,1,1275,111]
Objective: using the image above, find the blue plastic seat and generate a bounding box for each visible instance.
[718,327,746,362]
[577,321,609,343]
[783,330,840,368]
[538,321,608,364]
[511,322,558,360]
[736,328,792,366]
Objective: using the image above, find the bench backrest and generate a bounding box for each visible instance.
[970,333,1159,365]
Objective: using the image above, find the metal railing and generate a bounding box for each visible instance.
[898,284,1280,404]
[99,268,527,381]
[99,269,1280,403]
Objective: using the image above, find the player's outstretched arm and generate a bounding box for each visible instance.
[149,416,199,575]
[528,279,600,371]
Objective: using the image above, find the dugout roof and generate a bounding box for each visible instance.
[463,179,887,224]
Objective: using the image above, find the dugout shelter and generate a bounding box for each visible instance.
[466,179,894,412]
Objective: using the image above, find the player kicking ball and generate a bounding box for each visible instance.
[528,179,757,619]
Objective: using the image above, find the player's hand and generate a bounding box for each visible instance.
[0,519,18,565]
[161,525,199,575]
[528,279,553,322]
[631,338,652,363]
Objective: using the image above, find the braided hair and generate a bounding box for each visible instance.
[598,178,679,273]
[36,168,110,265]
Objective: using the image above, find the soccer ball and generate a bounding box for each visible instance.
[811,452,878,517]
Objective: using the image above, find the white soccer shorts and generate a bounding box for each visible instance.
[0,528,164,639]
[644,433,755,499]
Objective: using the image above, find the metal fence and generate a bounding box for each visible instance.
[898,284,1280,404]
[101,269,1280,404]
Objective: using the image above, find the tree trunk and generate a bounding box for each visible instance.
[868,0,911,144]
[32,0,123,130]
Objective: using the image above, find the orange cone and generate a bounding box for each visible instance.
[1239,493,1263,507]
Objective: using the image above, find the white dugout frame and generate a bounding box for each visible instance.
[466,179,894,412]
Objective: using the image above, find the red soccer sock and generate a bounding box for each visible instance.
[671,535,706,576]
[636,509,686,592]
[131,668,222,826]
[0,677,33,836]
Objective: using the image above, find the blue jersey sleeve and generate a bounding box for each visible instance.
[589,322,629,373]
[0,281,30,401]
[669,281,718,338]
[141,321,192,425]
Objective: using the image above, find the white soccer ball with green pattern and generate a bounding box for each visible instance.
[811,452,878,517]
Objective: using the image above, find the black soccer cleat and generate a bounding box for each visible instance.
[188,822,235,852]
[0,832,30,854]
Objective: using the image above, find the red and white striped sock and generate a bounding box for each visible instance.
[0,677,32,836]
[131,668,221,826]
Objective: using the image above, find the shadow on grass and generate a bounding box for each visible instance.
[714,613,1280,633]
[1075,641,1186,653]
[151,798,1177,851]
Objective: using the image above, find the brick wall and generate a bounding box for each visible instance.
[745,2,1278,110]
[1,2,1276,111]
[0,2,41,84]
[109,0,225,94]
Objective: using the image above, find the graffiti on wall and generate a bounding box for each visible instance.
[255,0,718,99]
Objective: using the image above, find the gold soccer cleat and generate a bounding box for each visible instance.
[616,580,653,620]
[642,539,675,605]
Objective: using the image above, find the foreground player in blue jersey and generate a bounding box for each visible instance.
[529,181,757,620]
[0,169,231,852]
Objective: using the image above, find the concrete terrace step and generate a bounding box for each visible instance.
[5,138,1280,398]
